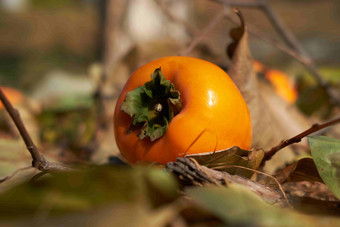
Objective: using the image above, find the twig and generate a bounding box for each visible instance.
[256,0,340,106]
[256,0,306,56]
[0,166,33,184]
[154,0,199,37]
[181,8,232,56]
[208,0,340,106]
[264,116,340,161]
[223,14,310,64]
[0,88,75,173]
[222,10,340,106]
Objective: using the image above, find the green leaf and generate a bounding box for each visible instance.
[309,136,340,199]
[120,86,149,125]
[186,146,264,178]
[187,184,340,227]
[120,68,182,141]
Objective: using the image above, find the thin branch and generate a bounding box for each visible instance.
[209,0,306,55]
[256,0,340,106]
[208,0,340,106]
[154,0,199,37]
[223,14,311,64]
[0,166,33,184]
[0,89,44,165]
[181,8,232,56]
[223,10,340,106]
[256,0,306,56]
[264,116,340,161]
[0,88,75,173]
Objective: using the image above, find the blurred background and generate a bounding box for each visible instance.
[0,0,340,175]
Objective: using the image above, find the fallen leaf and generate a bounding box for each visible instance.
[226,9,311,173]
[283,181,340,216]
[187,184,340,227]
[185,146,264,178]
[260,158,323,187]
[0,166,179,218]
[227,10,288,150]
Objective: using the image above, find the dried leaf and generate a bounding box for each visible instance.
[227,10,283,149]
[283,181,340,216]
[260,158,323,187]
[187,184,340,227]
[185,146,264,178]
[227,10,311,159]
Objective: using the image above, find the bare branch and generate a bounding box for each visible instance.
[223,14,310,64]
[256,0,306,55]
[154,0,199,37]
[222,10,340,106]
[264,116,340,161]
[0,166,33,184]
[256,0,340,106]
[181,8,232,56]
[207,0,340,106]
[0,88,76,173]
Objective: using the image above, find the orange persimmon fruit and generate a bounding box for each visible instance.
[0,86,23,110]
[252,61,298,104]
[114,56,252,164]
[265,69,298,104]
[253,60,266,74]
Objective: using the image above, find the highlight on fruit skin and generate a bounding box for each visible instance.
[0,86,24,110]
[114,56,252,164]
[252,61,298,104]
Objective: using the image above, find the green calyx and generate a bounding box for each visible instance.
[120,68,182,141]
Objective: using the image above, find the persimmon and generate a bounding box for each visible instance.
[0,86,23,110]
[253,60,266,74]
[114,56,252,164]
[252,61,298,104]
[265,69,298,104]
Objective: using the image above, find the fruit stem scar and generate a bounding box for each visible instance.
[154,103,163,112]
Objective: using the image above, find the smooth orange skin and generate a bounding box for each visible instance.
[0,86,23,110]
[114,56,252,164]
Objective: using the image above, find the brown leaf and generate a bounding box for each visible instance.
[226,10,311,172]
[282,181,340,216]
[279,158,322,183]
[185,146,264,178]
[227,9,283,150]
[260,158,323,187]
